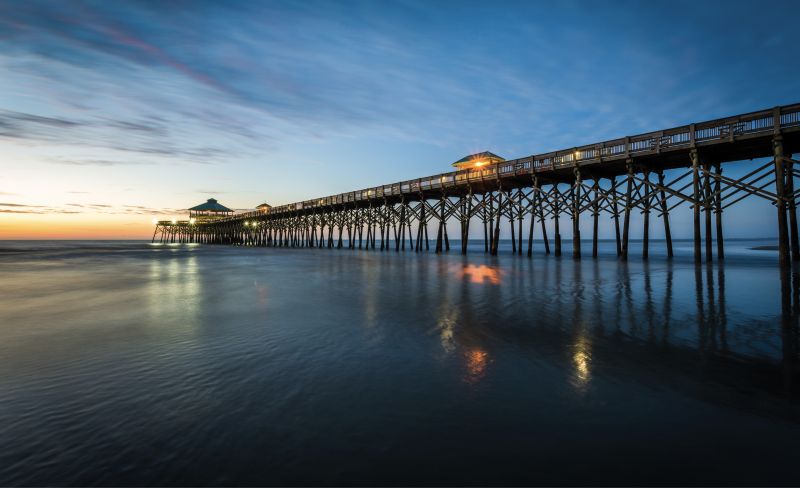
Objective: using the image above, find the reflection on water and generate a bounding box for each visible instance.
[571,333,592,392]
[464,348,490,384]
[458,263,502,285]
[0,240,799,485]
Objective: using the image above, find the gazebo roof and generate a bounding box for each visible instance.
[452,151,505,167]
[256,202,272,208]
[189,198,233,212]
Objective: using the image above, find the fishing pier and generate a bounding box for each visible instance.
[153,104,800,266]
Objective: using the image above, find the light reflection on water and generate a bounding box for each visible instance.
[0,240,798,485]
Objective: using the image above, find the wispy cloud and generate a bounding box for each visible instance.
[0,201,183,215]
[51,158,148,167]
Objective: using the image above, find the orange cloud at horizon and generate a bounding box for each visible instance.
[0,213,161,240]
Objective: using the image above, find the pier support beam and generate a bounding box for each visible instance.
[704,161,713,262]
[786,153,800,262]
[621,162,633,260]
[775,137,790,268]
[658,171,674,258]
[491,191,502,256]
[527,191,535,257]
[572,170,581,259]
[536,178,550,255]
[554,186,562,257]
[461,192,472,255]
[714,162,724,260]
[691,149,702,263]
[516,190,523,256]
[642,170,651,260]
[592,180,599,258]
[435,196,445,254]
[611,176,622,256]
[484,193,491,253]
[509,191,517,255]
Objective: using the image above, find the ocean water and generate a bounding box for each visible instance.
[0,239,798,485]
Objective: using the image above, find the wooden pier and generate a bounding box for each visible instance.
[153,104,800,265]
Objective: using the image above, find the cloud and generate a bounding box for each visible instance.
[0,202,49,214]
[0,209,45,214]
[0,1,545,147]
[51,159,148,167]
[0,200,183,216]
[1,108,230,164]
[67,203,112,208]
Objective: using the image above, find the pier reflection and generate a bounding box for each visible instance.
[146,254,202,339]
[458,264,502,285]
[437,256,800,406]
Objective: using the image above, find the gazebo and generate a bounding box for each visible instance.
[451,151,505,170]
[188,198,233,221]
[256,202,272,213]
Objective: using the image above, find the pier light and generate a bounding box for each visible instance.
[189,218,196,225]
[574,150,581,159]
[244,221,250,227]
[152,218,158,225]
[171,219,177,225]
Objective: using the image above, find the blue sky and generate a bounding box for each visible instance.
[0,0,798,238]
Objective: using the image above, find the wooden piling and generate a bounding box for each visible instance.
[553,186,562,257]
[658,171,674,258]
[491,191,502,256]
[775,137,790,267]
[592,180,599,258]
[786,154,799,261]
[704,161,713,262]
[714,162,724,260]
[642,170,651,260]
[691,149,702,263]
[621,163,633,260]
[536,179,550,255]
[573,173,581,259]
[517,190,523,256]
[527,190,535,258]
[509,192,517,255]
[611,177,622,256]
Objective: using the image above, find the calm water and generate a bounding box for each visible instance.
[0,239,798,485]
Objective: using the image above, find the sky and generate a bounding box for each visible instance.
[0,0,798,239]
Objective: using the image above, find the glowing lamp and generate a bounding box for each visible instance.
[171,219,177,225]
[189,218,196,225]
[152,218,158,225]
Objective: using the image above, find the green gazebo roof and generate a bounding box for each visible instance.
[189,198,232,212]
